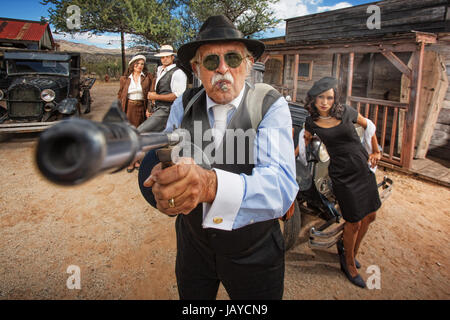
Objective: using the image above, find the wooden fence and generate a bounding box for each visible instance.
[348,96,409,167]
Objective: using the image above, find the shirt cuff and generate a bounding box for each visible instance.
[202,168,244,231]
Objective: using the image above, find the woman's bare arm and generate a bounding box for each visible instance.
[304,129,313,146]
[356,113,367,129]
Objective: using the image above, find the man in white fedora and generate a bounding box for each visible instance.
[138,45,187,132]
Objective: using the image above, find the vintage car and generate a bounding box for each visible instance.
[0,50,95,132]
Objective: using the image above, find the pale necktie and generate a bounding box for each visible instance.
[212,104,232,149]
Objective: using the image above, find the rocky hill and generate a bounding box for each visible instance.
[56,40,147,56]
[55,40,157,79]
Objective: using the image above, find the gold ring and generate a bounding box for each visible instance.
[168,198,175,208]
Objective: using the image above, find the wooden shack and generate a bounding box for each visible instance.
[261,0,450,170]
[0,18,55,50]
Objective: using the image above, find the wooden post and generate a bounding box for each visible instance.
[403,42,425,169]
[332,53,341,78]
[381,51,412,79]
[262,55,270,64]
[415,52,449,158]
[346,52,354,105]
[293,54,299,102]
[366,53,375,97]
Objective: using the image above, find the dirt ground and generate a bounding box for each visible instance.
[0,82,449,300]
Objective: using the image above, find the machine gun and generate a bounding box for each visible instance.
[35,100,180,186]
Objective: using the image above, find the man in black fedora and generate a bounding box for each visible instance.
[139,15,298,299]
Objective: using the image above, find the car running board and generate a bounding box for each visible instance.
[309,222,344,249]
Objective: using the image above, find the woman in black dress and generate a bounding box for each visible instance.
[303,77,382,288]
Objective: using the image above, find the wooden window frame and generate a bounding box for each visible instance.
[298,60,313,81]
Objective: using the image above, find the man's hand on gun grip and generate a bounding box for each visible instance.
[144,158,217,216]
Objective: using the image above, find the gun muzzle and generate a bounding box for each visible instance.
[36,118,179,186]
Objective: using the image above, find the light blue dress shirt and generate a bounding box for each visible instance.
[163,86,299,230]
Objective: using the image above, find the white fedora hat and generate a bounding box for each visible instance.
[128,54,147,66]
[155,45,177,57]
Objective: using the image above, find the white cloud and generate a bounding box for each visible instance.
[272,0,310,23]
[317,2,353,13]
[268,0,354,36]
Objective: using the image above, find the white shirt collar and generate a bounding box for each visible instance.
[206,83,246,112]
[128,72,145,79]
[159,64,176,73]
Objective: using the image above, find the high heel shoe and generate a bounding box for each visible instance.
[337,243,366,288]
[337,239,361,269]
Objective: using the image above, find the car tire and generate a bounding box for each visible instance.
[280,200,302,251]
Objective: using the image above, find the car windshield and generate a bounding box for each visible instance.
[7,60,69,76]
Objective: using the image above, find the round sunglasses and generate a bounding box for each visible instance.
[200,52,247,71]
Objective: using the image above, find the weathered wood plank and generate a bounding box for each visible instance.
[390,108,399,159]
[429,130,450,147]
[403,42,425,168]
[293,54,299,102]
[427,146,450,161]
[346,53,354,105]
[286,0,447,24]
[437,108,450,124]
[266,43,418,56]
[381,106,388,152]
[287,6,445,33]
[446,90,450,101]
[287,10,445,38]
[287,21,445,42]
[381,51,412,79]
[415,52,449,158]
[348,96,408,109]
[435,123,450,134]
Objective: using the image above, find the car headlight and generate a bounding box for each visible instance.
[319,143,330,162]
[0,89,4,100]
[41,89,56,102]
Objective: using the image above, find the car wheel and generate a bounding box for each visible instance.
[280,200,302,251]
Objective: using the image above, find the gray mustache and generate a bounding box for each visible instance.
[211,72,234,86]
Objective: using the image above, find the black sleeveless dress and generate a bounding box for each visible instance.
[305,105,381,222]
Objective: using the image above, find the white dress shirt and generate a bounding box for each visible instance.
[155,64,187,97]
[163,84,298,231]
[201,88,246,230]
[127,72,144,100]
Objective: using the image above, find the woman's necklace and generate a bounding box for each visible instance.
[319,115,332,120]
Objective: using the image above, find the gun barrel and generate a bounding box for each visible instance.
[36,118,179,186]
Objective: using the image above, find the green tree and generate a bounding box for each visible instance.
[41,0,183,72]
[42,0,281,66]
[180,0,281,39]
[123,0,185,50]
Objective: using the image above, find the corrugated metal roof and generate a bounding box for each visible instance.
[0,18,49,42]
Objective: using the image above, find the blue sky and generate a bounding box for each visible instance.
[1,0,378,48]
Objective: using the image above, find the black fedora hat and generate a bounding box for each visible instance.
[178,15,265,71]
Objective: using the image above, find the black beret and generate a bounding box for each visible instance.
[307,77,338,97]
